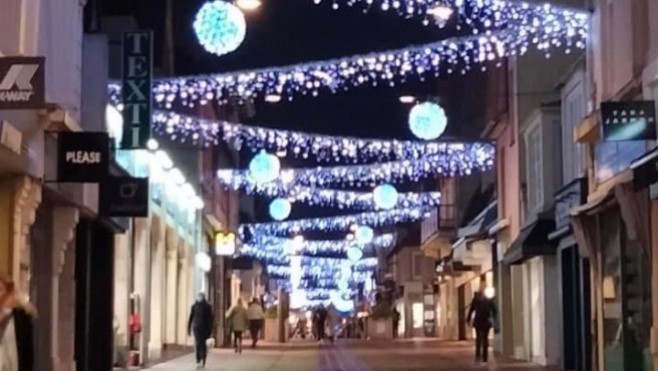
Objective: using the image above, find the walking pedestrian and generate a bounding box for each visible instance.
[467,288,498,363]
[226,298,249,353]
[188,293,213,368]
[313,306,328,345]
[392,308,400,339]
[0,275,36,371]
[247,298,264,348]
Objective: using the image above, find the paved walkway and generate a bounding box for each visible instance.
[144,339,559,371]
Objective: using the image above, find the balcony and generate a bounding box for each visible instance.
[420,204,457,259]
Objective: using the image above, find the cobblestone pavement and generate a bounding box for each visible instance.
[144,339,560,371]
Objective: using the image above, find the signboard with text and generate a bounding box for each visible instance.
[121,31,153,149]
[601,101,656,141]
[57,132,110,182]
[100,176,149,217]
[0,56,45,109]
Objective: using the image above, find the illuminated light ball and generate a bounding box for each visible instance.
[346,246,363,263]
[408,102,448,140]
[290,290,307,309]
[354,226,374,244]
[337,279,349,292]
[193,1,247,57]
[330,290,354,313]
[268,198,291,221]
[373,184,399,210]
[248,150,280,183]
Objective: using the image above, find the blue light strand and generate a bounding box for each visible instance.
[244,233,396,255]
[267,257,378,272]
[240,207,432,236]
[216,174,442,210]
[151,110,492,163]
[107,16,586,107]
[311,0,589,32]
[218,144,494,189]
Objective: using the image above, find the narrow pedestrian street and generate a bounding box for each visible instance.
[146,340,556,371]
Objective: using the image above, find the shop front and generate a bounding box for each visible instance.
[502,211,559,365]
[547,177,591,371]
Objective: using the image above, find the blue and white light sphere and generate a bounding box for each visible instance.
[248,150,280,183]
[193,1,247,57]
[269,198,291,221]
[355,226,374,244]
[346,246,363,263]
[408,102,448,140]
[373,184,399,210]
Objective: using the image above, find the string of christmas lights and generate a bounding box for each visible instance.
[245,233,396,255]
[108,18,586,106]
[240,207,431,236]
[152,110,492,162]
[217,175,441,209]
[219,146,493,189]
[310,0,589,32]
[264,256,378,269]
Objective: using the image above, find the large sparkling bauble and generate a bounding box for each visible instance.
[193,1,247,57]
[269,198,291,221]
[373,184,399,210]
[408,102,448,140]
[248,150,280,183]
[354,226,374,244]
[346,246,363,263]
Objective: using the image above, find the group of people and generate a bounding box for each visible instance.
[187,294,264,368]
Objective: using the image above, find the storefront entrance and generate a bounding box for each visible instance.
[560,244,591,371]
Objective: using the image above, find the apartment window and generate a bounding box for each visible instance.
[525,124,543,213]
[412,251,424,279]
[562,73,586,182]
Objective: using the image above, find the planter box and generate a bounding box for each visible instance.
[368,318,393,339]
[264,318,288,342]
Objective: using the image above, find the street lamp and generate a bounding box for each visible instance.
[236,0,262,11]
[399,95,416,104]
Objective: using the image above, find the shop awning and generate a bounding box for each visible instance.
[502,214,556,265]
[457,201,498,238]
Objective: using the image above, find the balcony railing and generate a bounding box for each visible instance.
[420,204,456,244]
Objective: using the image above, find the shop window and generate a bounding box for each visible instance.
[561,71,586,182]
[595,141,646,183]
[525,124,543,214]
[600,209,653,370]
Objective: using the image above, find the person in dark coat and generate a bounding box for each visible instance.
[0,275,35,371]
[467,289,498,363]
[313,306,328,344]
[188,293,214,368]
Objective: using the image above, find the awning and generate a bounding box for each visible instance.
[502,215,556,265]
[457,201,498,238]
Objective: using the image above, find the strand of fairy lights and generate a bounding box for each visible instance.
[240,206,431,236]
[217,175,441,209]
[311,0,588,31]
[218,145,493,188]
[245,233,396,255]
[152,110,493,163]
[268,257,378,272]
[108,16,586,107]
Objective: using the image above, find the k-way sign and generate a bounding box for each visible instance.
[0,57,45,109]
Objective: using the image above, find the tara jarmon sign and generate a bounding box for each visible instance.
[0,56,45,109]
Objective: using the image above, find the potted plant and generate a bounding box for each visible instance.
[368,302,395,339]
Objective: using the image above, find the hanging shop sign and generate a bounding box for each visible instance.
[99,176,149,217]
[549,177,587,240]
[601,101,656,141]
[631,150,658,191]
[215,232,236,256]
[121,31,153,150]
[57,132,110,182]
[0,56,45,109]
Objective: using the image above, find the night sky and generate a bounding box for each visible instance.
[97,0,488,227]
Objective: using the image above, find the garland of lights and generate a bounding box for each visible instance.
[268,262,376,277]
[219,147,493,190]
[311,0,589,31]
[245,233,396,255]
[152,110,491,163]
[108,16,586,107]
[266,256,378,269]
[216,176,441,209]
[275,279,365,291]
[240,207,431,236]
